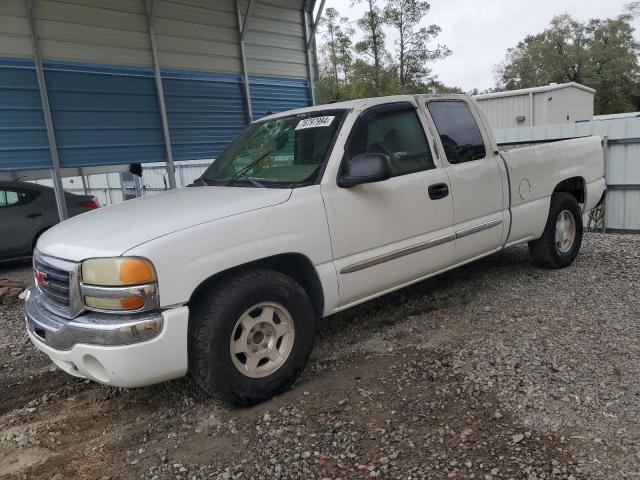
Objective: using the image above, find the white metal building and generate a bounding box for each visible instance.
[474,82,595,130]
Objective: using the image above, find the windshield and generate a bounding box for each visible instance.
[199,110,347,188]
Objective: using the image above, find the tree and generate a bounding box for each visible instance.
[496,15,588,88]
[317,8,355,102]
[316,0,461,103]
[383,0,450,89]
[583,5,640,113]
[352,0,387,93]
[496,6,640,114]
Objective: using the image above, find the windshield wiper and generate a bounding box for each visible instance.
[190,177,211,187]
[244,177,266,188]
[226,150,272,187]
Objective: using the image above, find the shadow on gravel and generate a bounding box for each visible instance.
[314,246,534,346]
[5,235,633,478]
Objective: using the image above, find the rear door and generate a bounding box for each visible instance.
[321,101,455,307]
[422,98,507,263]
[0,187,43,256]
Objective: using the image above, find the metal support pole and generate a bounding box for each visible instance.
[178,164,186,188]
[133,175,143,198]
[145,0,177,189]
[528,92,534,127]
[240,0,255,42]
[25,0,68,220]
[105,173,114,205]
[79,167,88,195]
[302,5,316,105]
[235,0,254,122]
[602,135,609,233]
[307,0,326,50]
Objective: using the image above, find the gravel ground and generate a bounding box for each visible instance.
[1,233,639,480]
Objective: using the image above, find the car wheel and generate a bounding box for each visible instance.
[528,192,583,269]
[189,269,316,405]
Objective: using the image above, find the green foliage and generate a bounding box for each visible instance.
[317,7,355,102]
[352,0,388,93]
[496,6,640,114]
[383,0,451,88]
[317,0,457,103]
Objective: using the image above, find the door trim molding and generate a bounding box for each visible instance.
[455,218,503,239]
[339,233,456,274]
[339,218,503,275]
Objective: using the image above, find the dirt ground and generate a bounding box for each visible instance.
[1,233,639,480]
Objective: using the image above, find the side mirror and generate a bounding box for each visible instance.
[338,153,392,188]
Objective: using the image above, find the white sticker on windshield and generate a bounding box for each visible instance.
[295,116,335,130]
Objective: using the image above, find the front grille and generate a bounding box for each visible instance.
[33,251,82,319]
[34,256,70,307]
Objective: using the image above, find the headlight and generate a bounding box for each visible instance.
[82,257,156,286]
[81,257,159,313]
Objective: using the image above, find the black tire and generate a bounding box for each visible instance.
[528,192,583,269]
[189,269,316,406]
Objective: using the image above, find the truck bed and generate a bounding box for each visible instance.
[500,136,605,246]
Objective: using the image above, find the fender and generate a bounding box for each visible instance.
[124,186,340,316]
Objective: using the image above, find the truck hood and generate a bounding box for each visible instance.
[38,186,292,261]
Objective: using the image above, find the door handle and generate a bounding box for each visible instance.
[428,183,449,200]
[26,213,43,219]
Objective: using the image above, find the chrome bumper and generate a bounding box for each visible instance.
[24,287,163,351]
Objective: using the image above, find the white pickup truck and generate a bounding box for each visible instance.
[25,94,605,405]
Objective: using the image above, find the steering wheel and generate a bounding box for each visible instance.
[370,142,391,156]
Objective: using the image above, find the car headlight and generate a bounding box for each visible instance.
[81,257,159,313]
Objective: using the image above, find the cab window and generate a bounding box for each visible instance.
[346,104,435,177]
[427,101,487,164]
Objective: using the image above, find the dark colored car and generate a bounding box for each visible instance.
[0,181,100,261]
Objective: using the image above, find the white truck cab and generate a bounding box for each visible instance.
[26,95,605,405]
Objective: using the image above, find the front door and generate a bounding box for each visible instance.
[321,102,455,307]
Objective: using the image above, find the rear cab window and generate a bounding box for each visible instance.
[427,101,487,164]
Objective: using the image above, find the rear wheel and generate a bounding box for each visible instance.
[528,192,583,269]
[189,269,316,405]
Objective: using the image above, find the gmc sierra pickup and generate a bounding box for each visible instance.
[25,94,605,405]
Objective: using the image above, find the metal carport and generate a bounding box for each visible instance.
[0,0,325,218]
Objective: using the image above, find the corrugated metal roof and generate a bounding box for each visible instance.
[593,112,640,121]
[0,0,317,172]
[0,57,50,171]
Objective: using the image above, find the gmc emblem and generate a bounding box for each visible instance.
[34,268,48,288]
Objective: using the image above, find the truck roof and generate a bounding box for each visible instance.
[259,94,472,122]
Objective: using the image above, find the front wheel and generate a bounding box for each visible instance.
[528,192,583,269]
[189,269,316,405]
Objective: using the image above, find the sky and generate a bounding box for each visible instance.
[318,0,640,92]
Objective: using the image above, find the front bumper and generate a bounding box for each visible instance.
[25,288,189,388]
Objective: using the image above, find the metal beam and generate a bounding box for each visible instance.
[307,0,326,50]
[240,0,255,42]
[25,0,68,220]
[302,5,316,105]
[79,167,88,195]
[235,0,254,122]
[145,0,177,189]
